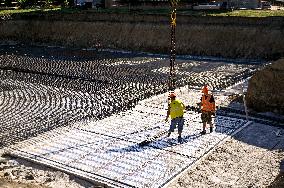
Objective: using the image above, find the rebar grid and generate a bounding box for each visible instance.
[0,45,263,187]
[5,89,250,188]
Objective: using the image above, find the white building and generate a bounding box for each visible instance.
[225,0,261,9]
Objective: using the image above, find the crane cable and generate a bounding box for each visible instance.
[169,0,179,91]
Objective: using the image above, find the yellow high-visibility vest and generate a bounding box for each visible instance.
[170,99,185,119]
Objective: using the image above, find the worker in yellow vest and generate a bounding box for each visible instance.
[165,92,186,142]
[199,86,216,135]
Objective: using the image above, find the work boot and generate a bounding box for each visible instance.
[167,132,171,137]
[200,130,206,135]
[210,127,213,133]
[178,136,182,143]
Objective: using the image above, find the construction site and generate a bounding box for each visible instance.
[0,2,284,188]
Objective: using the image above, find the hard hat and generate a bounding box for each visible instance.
[169,92,177,98]
[202,86,208,94]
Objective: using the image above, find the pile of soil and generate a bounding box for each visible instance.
[246,59,284,115]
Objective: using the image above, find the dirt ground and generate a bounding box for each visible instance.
[0,178,47,188]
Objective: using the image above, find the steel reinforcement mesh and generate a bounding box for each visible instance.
[0,45,261,149]
[0,45,259,187]
[6,90,251,188]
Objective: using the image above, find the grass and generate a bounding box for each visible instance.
[208,9,284,17]
[0,7,58,15]
[0,7,80,16]
[85,7,284,17]
[1,7,284,17]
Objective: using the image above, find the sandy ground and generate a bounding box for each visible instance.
[167,123,284,188]
[0,121,283,188]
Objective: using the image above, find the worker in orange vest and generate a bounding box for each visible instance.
[199,86,216,135]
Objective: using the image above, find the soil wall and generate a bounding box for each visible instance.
[246,59,284,114]
[0,13,284,59]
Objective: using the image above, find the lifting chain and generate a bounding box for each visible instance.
[169,0,179,91]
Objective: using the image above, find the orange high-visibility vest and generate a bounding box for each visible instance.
[201,94,215,112]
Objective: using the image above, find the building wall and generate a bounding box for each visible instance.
[77,0,262,9]
[104,0,182,9]
[105,0,120,8]
[227,0,261,9]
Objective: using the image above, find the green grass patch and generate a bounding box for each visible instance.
[0,8,58,15]
[1,7,284,17]
[90,7,284,17]
[207,9,284,17]
[0,7,81,16]
[177,9,284,17]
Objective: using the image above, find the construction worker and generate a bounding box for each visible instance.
[165,92,186,142]
[199,86,216,135]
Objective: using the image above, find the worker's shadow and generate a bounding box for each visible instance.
[107,133,202,153]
